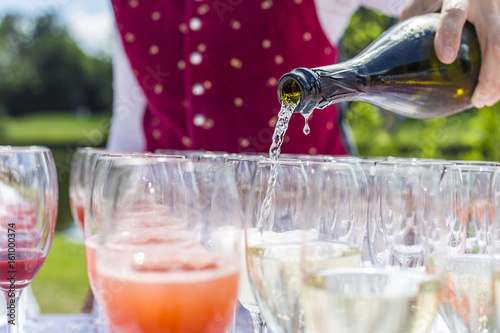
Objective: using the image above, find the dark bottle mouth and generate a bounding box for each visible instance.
[277,68,320,115]
[278,79,301,105]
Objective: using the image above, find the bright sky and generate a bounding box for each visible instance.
[0,0,114,56]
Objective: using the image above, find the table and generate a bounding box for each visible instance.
[22,308,255,333]
[18,309,452,333]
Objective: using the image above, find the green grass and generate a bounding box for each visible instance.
[0,112,107,313]
[0,112,110,146]
[31,233,89,313]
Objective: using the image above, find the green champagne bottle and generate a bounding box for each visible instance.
[277,13,481,119]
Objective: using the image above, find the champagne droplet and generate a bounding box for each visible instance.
[303,116,310,135]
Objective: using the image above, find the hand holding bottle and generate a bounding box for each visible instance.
[400,0,500,108]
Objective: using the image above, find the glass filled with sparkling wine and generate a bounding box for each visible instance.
[0,146,58,333]
[245,160,363,333]
[489,166,500,333]
[438,163,499,333]
[326,159,449,333]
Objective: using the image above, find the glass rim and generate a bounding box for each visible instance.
[256,158,352,167]
[95,154,191,167]
[256,158,320,166]
[225,154,265,162]
[447,164,498,172]
[0,145,51,153]
[451,159,500,165]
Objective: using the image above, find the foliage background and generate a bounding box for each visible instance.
[341,8,500,162]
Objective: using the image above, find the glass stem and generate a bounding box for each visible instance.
[4,289,23,333]
[250,311,268,333]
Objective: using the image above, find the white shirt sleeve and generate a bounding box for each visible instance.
[106,29,147,152]
[314,0,360,46]
[359,0,409,17]
[313,0,411,46]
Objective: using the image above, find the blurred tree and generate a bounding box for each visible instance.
[0,13,112,116]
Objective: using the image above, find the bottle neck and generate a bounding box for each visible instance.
[312,60,369,109]
[277,62,369,116]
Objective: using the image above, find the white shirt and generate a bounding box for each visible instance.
[106,0,409,152]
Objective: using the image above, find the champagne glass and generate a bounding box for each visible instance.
[438,164,498,333]
[341,159,446,333]
[68,148,120,332]
[300,162,368,333]
[69,147,107,235]
[368,161,425,268]
[94,157,242,332]
[331,157,372,265]
[454,164,497,255]
[488,166,500,332]
[245,160,310,333]
[0,146,58,333]
[245,160,361,333]
[225,154,267,333]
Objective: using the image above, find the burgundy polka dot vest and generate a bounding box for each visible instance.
[112,0,347,155]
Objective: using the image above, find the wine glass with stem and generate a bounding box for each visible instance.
[245,159,363,333]
[299,161,369,333]
[68,147,120,332]
[69,147,108,236]
[81,152,186,331]
[0,146,58,333]
[92,156,242,332]
[192,151,260,333]
[487,165,500,332]
[438,163,499,333]
[355,159,447,333]
[225,154,267,333]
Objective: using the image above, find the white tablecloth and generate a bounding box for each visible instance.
[22,310,452,333]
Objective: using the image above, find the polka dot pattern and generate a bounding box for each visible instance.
[149,45,159,55]
[239,138,250,148]
[197,4,209,15]
[261,1,273,10]
[197,43,206,52]
[230,58,243,69]
[151,11,161,21]
[203,80,212,89]
[125,32,135,43]
[192,83,204,96]
[111,0,346,155]
[234,97,243,107]
[189,17,202,31]
[154,84,163,95]
[182,136,192,147]
[177,60,186,70]
[193,113,205,126]
[179,23,188,34]
[152,129,161,140]
[230,19,241,30]
[189,52,202,65]
[267,77,277,87]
